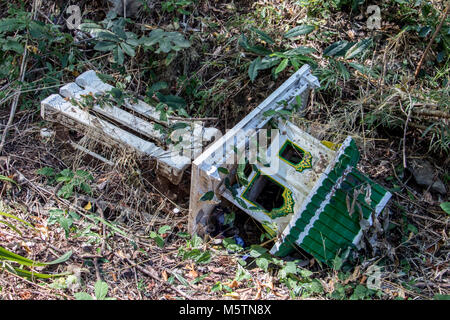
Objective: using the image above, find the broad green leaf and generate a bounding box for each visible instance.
[0,18,27,33]
[256,257,269,271]
[344,38,372,60]
[94,41,117,52]
[284,25,315,38]
[158,225,171,235]
[200,191,214,201]
[120,42,136,57]
[147,81,168,96]
[150,232,165,248]
[94,280,109,300]
[247,45,272,56]
[249,245,267,258]
[440,202,450,215]
[248,57,262,82]
[250,27,275,45]
[36,167,55,177]
[2,39,24,54]
[195,251,212,264]
[284,46,317,57]
[323,40,352,57]
[218,167,229,175]
[274,58,289,74]
[75,292,94,300]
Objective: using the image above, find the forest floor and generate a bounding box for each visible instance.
[0,0,448,300]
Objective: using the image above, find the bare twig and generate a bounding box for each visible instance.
[113,252,192,300]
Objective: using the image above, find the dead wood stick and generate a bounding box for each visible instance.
[414,1,450,79]
[113,252,192,300]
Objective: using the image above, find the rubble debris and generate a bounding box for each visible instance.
[189,65,392,265]
[40,70,220,185]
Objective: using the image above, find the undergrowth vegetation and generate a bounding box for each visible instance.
[0,0,448,300]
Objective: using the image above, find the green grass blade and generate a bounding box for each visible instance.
[0,220,23,236]
[0,211,36,230]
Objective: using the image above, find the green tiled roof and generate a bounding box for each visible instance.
[272,137,391,264]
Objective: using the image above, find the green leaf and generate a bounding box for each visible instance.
[250,27,275,45]
[195,251,212,264]
[440,202,450,215]
[2,39,24,54]
[36,167,55,177]
[0,18,27,33]
[248,57,262,82]
[0,175,17,185]
[57,184,74,199]
[434,294,450,300]
[0,246,71,267]
[147,82,168,96]
[172,272,190,287]
[156,93,187,109]
[218,167,229,175]
[323,40,352,57]
[79,22,103,34]
[284,25,315,38]
[200,191,214,201]
[284,46,317,57]
[344,38,372,60]
[256,257,269,271]
[120,42,136,57]
[0,220,22,236]
[94,280,109,300]
[75,292,94,300]
[158,225,171,235]
[94,41,117,52]
[249,245,267,258]
[0,211,35,230]
[332,256,343,271]
[46,250,72,265]
[274,58,289,74]
[150,231,165,248]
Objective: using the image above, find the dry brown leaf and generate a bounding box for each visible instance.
[162,270,168,281]
[224,292,240,300]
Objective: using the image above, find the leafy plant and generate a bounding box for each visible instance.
[75,280,116,300]
[239,26,317,82]
[48,209,81,238]
[149,225,171,248]
[161,0,194,15]
[177,234,212,264]
[0,246,72,279]
[37,167,94,199]
[80,13,139,65]
[141,29,191,54]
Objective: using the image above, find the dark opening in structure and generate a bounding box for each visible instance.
[245,174,285,212]
[280,140,305,165]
